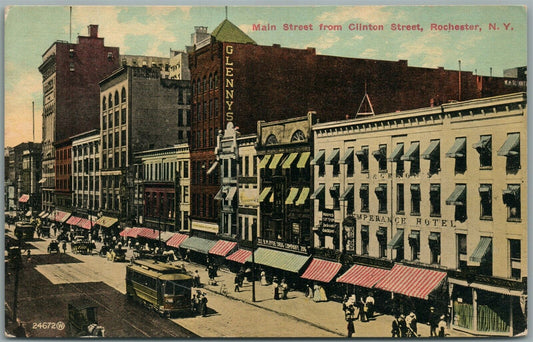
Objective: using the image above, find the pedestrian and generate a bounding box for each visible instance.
[234,274,241,292]
[260,270,269,286]
[200,293,208,317]
[365,293,375,319]
[344,297,356,322]
[347,318,355,338]
[306,284,313,298]
[62,240,67,253]
[273,277,280,300]
[391,315,400,337]
[398,314,407,337]
[358,298,367,322]
[438,315,447,337]
[26,249,31,263]
[193,270,200,288]
[191,294,198,315]
[13,319,27,338]
[428,306,438,337]
[407,311,418,337]
[281,279,288,300]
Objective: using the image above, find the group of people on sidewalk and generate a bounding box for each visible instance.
[191,290,209,317]
[272,277,289,300]
[390,307,448,338]
[342,293,375,323]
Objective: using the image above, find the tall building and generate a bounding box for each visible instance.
[53,138,72,210]
[39,24,120,212]
[99,65,190,224]
[188,19,525,233]
[13,142,42,214]
[71,129,101,215]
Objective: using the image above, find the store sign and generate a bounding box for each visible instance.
[224,45,234,122]
[321,208,339,235]
[257,237,307,253]
[354,213,456,228]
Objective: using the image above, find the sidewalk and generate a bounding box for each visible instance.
[184,260,473,338]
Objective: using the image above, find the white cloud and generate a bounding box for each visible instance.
[359,48,378,59]
[316,6,393,25]
[396,32,449,68]
[295,32,340,53]
[352,35,364,41]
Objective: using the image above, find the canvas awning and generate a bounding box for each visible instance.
[206,161,219,175]
[120,227,143,238]
[446,137,466,158]
[25,210,32,217]
[374,264,447,300]
[387,230,404,249]
[166,233,189,248]
[388,143,404,162]
[470,237,492,263]
[310,184,325,199]
[285,187,300,205]
[355,148,368,161]
[18,194,29,203]
[336,264,390,288]
[258,154,272,169]
[401,142,420,161]
[339,184,354,201]
[96,216,118,228]
[53,211,71,223]
[300,258,342,283]
[295,187,310,206]
[446,184,466,205]
[77,218,94,230]
[296,152,311,168]
[340,148,354,164]
[310,150,326,165]
[282,153,299,169]
[325,149,340,165]
[422,140,440,159]
[38,211,48,219]
[214,186,227,201]
[269,153,284,169]
[66,216,82,226]
[472,136,491,152]
[258,187,273,203]
[209,240,237,256]
[246,247,310,274]
[226,249,252,264]
[497,133,520,157]
[180,236,217,254]
[38,178,47,184]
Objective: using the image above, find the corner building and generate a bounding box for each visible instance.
[312,92,527,336]
[188,19,524,232]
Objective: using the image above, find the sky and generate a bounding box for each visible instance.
[3,5,527,148]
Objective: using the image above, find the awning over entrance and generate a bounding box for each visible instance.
[300,258,342,283]
[296,152,311,168]
[285,188,299,205]
[96,216,118,228]
[166,233,189,248]
[66,216,82,226]
[446,184,466,205]
[295,187,310,206]
[282,152,299,169]
[336,264,390,288]
[246,247,311,274]
[226,249,252,264]
[497,132,520,157]
[209,240,237,256]
[180,236,217,254]
[470,237,492,263]
[374,264,447,300]
[258,154,272,169]
[269,153,284,169]
[18,194,29,203]
[387,230,404,249]
[258,187,273,202]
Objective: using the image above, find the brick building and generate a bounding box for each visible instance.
[53,138,72,210]
[188,19,525,230]
[39,24,120,211]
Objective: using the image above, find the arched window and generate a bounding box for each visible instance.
[108,94,113,107]
[197,78,201,94]
[265,134,278,145]
[121,87,126,102]
[214,72,219,88]
[114,91,119,105]
[202,76,207,93]
[291,130,306,142]
[102,97,106,110]
[209,74,213,90]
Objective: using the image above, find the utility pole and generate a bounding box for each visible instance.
[251,222,256,302]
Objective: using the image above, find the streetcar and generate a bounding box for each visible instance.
[14,221,35,241]
[126,259,193,317]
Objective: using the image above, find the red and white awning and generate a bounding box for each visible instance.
[301,258,342,283]
[77,218,94,230]
[209,240,237,256]
[226,249,252,264]
[137,227,161,240]
[336,264,390,288]
[166,233,189,248]
[374,264,447,300]
[18,194,29,203]
[66,216,82,226]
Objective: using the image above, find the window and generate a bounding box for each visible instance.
[446,184,467,222]
[389,142,404,175]
[114,132,119,147]
[446,137,466,174]
[509,239,521,279]
[330,183,340,210]
[121,130,126,146]
[401,141,420,175]
[360,184,369,212]
[408,230,420,261]
[108,94,113,107]
[310,184,326,211]
[372,144,387,172]
[102,97,107,110]
[325,148,340,176]
[473,135,491,168]
[244,156,249,177]
[291,130,306,142]
[457,234,467,270]
[114,91,119,105]
[429,184,441,216]
[503,184,521,221]
[410,184,421,215]
[121,87,126,102]
[396,183,404,214]
[422,139,440,175]
[375,183,387,213]
[265,134,278,145]
[115,111,119,126]
[479,184,492,219]
[108,114,113,129]
[497,132,520,171]
[361,225,369,255]
[108,133,112,149]
[429,232,441,264]
[121,108,126,124]
[184,161,189,178]
[214,72,219,88]
[356,146,369,172]
[183,186,189,202]
[312,149,326,177]
[341,147,355,177]
[377,227,387,258]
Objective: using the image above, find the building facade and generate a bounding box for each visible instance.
[312,92,527,336]
[39,24,120,211]
[13,142,42,214]
[71,130,101,215]
[53,139,72,210]
[99,65,190,223]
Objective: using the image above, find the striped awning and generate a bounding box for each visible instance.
[282,152,299,169]
[38,211,48,218]
[209,240,237,256]
[96,216,118,228]
[119,227,144,238]
[374,264,447,300]
[53,211,71,223]
[136,227,171,241]
[246,247,310,274]
[336,264,390,288]
[295,187,310,206]
[66,216,82,225]
[269,153,284,169]
[296,152,311,168]
[77,218,94,230]
[166,233,189,248]
[258,154,272,169]
[18,194,29,203]
[470,237,492,263]
[226,249,252,264]
[180,236,217,254]
[285,187,300,205]
[301,258,342,283]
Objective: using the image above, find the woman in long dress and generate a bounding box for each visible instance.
[313,284,322,302]
[260,270,269,286]
[319,285,328,301]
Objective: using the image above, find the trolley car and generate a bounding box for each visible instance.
[126,259,193,317]
[14,221,35,241]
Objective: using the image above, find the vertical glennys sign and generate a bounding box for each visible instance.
[224,44,234,122]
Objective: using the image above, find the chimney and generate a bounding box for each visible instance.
[88,24,98,38]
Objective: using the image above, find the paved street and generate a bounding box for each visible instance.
[5,225,473,338]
